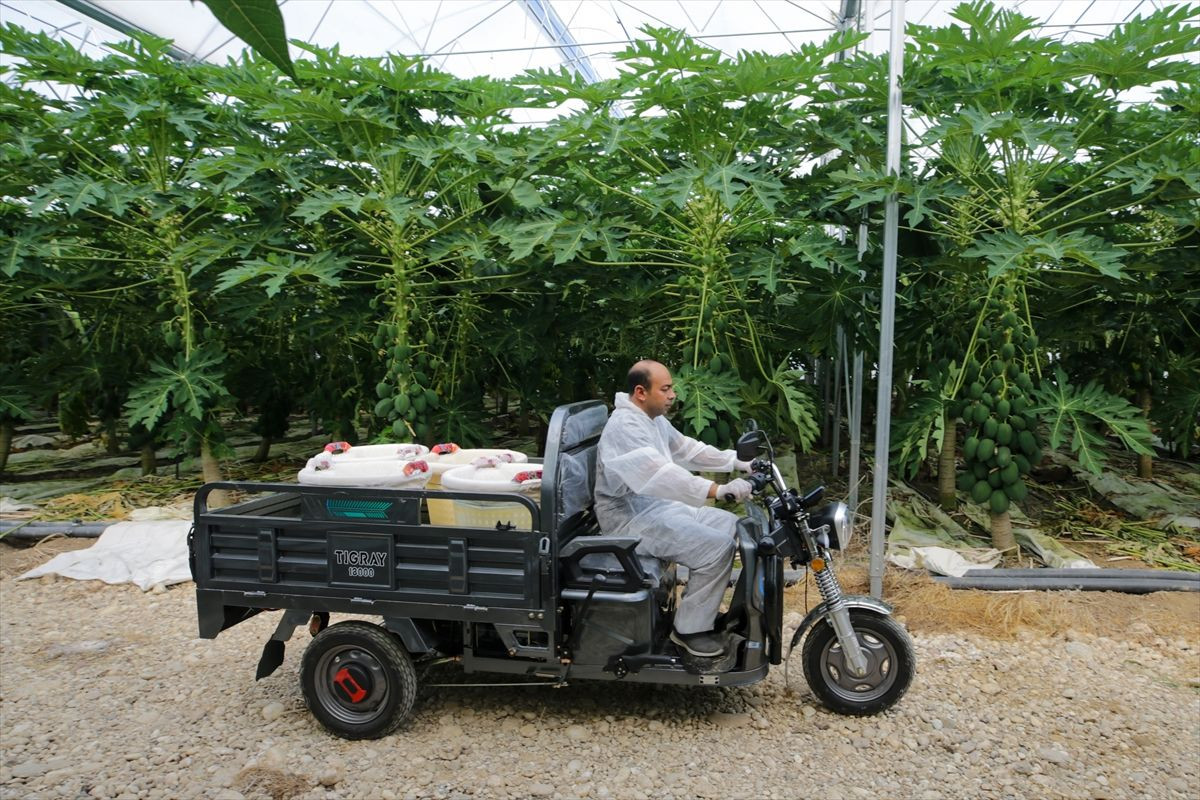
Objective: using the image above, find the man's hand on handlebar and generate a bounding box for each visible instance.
[715,478,754,503]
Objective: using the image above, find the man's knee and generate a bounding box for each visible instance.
[694,527,736,569]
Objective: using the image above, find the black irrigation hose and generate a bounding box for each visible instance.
[934,568,1200,594]
[0,520,112,541]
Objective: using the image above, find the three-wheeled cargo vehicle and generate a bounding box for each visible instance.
[190,401,914,739]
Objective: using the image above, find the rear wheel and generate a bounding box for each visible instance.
[801,610,914,716]
[300,621,417,739]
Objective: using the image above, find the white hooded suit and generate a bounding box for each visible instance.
[594,392,741,634]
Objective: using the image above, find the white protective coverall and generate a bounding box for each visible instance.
[594,392,741,635]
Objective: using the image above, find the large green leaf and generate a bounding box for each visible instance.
[196,0,296,80]
[963,230,1126,278]
[1031,367,1155,474]
[672,365,742,437]
[126,345,231,430]
[770,367,820,452]
[215,252,346,297]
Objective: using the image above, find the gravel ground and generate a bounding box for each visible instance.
[2,545,1198,800]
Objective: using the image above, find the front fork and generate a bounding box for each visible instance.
[811,552,870,677]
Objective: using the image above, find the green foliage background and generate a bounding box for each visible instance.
[1,2,1197,484]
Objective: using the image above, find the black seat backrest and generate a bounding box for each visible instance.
[539,401,608,537]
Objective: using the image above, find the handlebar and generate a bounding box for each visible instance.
[721,469,773,502]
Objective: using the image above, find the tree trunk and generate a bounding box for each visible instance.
[140,443,157,476]
[990,511,1016,554]
[938,411,958,510]
[1138,387,1153,480]
[201,437,230,509]
[104,418,121,455]
[0,419,13,474]
[252,436,272,463]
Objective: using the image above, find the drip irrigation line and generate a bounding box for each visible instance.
[934,568,1199,594]
[1,520,113,540]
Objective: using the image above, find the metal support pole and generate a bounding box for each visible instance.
[848,350,864,518]
[831,332,844,476]
[869,0,905,600]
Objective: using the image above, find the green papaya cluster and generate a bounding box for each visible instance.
[371,322,441,441]
[952,286,1041,515]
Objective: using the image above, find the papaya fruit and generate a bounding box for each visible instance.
[989,489,1010,514]
[956,472,975,492]
[1000,342,1015,360]
[394,393,411,415]
[996,398,1011,419]
[1000,462,1019,484]
[978,438,996,461]
[987,470,1003,489]
[1018,430,1037,457]
[376,382,392,400]
[996,423,1013,446]
[374,398,393,418]
[970,480,991,504]
[1005,479,1028,502]
[1013,454,1031,475]
[964,435,980,461]
[982,418,998,439]
[996,446,1012,468]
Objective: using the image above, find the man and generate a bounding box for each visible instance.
[593,360,754,658]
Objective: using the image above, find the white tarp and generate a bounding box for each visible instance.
[17,520,193,591]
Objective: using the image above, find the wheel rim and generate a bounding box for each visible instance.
[313,644,390,725]
[817,625,898,703]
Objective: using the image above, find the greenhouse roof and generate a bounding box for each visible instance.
[3,0,1186,81]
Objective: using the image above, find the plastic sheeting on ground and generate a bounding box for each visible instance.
[885,480,1095,576]
[17,520,192,591]
[885,482,1004,577]
[1048,451,1200,532]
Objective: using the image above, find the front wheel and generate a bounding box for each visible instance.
[801,610,914,716]
[300,621,418,739]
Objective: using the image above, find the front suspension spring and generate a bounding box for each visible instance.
[814,558,845,609]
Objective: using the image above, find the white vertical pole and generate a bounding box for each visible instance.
[869,0,905,600]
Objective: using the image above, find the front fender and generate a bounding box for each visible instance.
[788,595,895,651]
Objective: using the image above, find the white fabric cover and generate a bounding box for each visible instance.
[17,521,193,591]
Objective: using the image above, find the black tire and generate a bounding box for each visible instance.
[801,610,914,716]
[300,621,417,740]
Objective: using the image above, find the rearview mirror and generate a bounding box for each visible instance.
[736,429,765,461]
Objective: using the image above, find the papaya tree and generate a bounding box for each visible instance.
[3,28,254,504]
[510,28,865,448]
[837,1,1194,547]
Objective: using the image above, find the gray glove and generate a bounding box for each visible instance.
[735,459,754,473]
[717,478,753,502]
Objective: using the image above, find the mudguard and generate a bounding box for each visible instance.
[788,595,895,651]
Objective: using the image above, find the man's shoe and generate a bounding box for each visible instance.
[670,630,725,658]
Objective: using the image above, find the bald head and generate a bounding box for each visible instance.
[627,360,675,418]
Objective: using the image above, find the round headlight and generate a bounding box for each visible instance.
[832,502,851,550]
